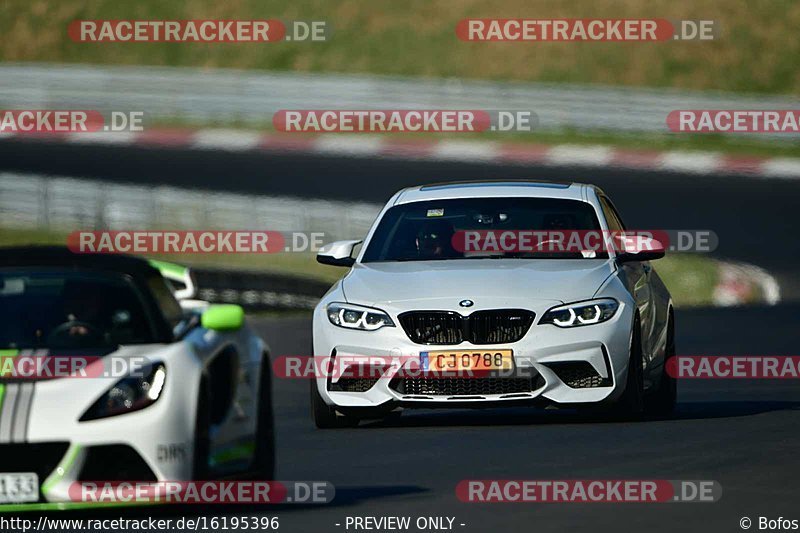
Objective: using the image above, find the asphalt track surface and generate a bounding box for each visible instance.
[1,140,799,532]
[26,308,800,533]
[249,306,800,533]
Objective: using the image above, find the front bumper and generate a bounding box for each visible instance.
[0,344,198,504]
[0,441,159,506]
[313,300,634,409]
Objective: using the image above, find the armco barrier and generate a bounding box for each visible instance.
[0,172,381,243]
[193,268,332,311]
[2,63,799,137]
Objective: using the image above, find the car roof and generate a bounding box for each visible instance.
[0,246,160,280]
[0,246,177,342]
[393,180,591,205]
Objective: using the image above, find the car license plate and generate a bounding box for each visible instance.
[421,350,514,372]
[0,473,39,503]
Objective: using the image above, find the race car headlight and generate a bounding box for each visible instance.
[540,299,619,328]
[326,302,395,331]
[80,364,166,421]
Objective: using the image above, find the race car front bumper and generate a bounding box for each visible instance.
[312,298,635,410]
[0,344,199,504]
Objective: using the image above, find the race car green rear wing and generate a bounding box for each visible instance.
[148,259,196,300]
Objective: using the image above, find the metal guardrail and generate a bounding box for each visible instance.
[193,268,331,310]
[1,63,799,136]
[0,172,381,241]
[0,171,370,310]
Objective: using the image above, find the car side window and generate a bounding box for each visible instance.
[599,195,626,231]
[146,275,184,331]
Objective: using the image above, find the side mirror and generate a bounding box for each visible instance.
[201,304,244,331]
[316,240,362,267]
[616,236,666,264]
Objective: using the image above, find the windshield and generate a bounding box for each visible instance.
[361,197,606,262]
[0,270,157,350]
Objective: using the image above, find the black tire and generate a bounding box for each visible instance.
[253,354,276,479]
[192,380,212,479]
[311,379,358,429]
[646,313,677,415]
[613,320,645,418]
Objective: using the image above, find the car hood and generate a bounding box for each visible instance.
[342,259,616,308]
[0,343,167,382]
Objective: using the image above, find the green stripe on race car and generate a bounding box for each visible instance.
[210,439,255,467]
[41,444,82,497]
[0,349,19,409]
[0,500,162,512]
[148,259,189,278]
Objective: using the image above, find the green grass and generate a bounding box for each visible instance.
[1,226,727,307]
[490,130,800,159]
[1,0,800,95]
[653,253,719,307]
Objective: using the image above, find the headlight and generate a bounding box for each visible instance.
[326,302,395,331]
[80,363,166,421]
[540,299,619,328]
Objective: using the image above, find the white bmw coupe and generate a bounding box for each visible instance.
[312,181,675,428]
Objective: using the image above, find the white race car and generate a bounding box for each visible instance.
[0,247,274,509]
[312,181,675,427]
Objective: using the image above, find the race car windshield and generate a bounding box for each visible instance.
[0,270,157,350]
[362,197,606,262]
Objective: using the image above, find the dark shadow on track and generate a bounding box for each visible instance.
[355,400,800,429]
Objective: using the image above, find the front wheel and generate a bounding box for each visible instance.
[311,380,358,429]
[612,321,645,419]
[192,381,212,479]
[253,354,276,479]
[646,314,677,415]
